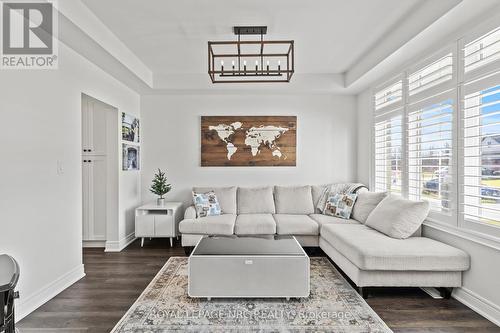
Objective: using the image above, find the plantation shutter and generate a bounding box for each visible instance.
[464,26,500,74]
[408,53,453,96]
[374,80,403,111]
[374,116,403,194]
[462,74,500,227]
[373,79,404,194]
[407,95,454,213]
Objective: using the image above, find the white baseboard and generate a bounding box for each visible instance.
[105,232,136,252]
[453,287,500,326]
[82,240,106,248]
[16,264,85,322]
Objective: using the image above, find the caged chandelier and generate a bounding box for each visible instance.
[208,26,294,83]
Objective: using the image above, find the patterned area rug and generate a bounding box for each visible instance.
[111,257,392,332]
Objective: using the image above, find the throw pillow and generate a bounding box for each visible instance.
[193,186,237,214]
[192,191,222,218]
[316,183,367,213]
[351,191,388,223]
[365,195,430,239]
[323,193,358,219]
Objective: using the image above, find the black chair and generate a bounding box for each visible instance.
[0,255,20,333]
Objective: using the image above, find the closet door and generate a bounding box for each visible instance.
[82,155,107,241]
[82,96,92,153]
[82,97,107,155]
[82,157,91,240]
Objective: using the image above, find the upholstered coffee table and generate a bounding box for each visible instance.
[188,235,310,300]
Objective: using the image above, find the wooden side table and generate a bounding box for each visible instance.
[135,202,183,247]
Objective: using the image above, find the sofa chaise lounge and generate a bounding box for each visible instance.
[179,185,470,298]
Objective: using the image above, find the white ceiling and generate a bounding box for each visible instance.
[71,0,499,93]
[82,0,419,77]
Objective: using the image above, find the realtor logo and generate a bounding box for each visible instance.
[1,1,58,69]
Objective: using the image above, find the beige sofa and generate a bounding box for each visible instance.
[179,185,470,298]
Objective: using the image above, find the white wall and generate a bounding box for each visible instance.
[356,87,500,325]
[141,94,357,205]
[356,90,372,186]
[423,225,500,325]
[0,42,140,320]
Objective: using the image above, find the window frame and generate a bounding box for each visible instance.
[370,19,500,240]
[371,75,405,192]
[407,90,457,225]
[458,71,500,238]
[407,46,456,102]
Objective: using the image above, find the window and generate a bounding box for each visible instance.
[374,115,403,194]
[409,53,453,96]
[464,27,500,73]
[408,98,453,213]
[374,80,404,195]
[374,80,403,111]
[371,22,500,236]
[463,83,500,227]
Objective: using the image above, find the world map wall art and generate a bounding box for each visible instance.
[201,116,297,166]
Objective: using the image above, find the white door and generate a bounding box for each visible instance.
[82,155,107,241]
[82,157,91,240]
[82,96,107,156]
[82,95,111,243]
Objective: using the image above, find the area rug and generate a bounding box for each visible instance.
[111,257,392,333]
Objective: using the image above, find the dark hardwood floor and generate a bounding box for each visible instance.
[18,239,499,333]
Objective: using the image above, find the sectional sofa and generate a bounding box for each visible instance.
[179,185,470,298]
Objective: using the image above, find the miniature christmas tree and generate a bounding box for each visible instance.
[150,169,171,199]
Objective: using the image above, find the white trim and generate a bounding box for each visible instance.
[54,1,153,87]
[453,287,500,327]
[82,240,106,248]
[105,232,136,252]
[15,264,85,322]
[368,10,500,93]
[424,219,500,251]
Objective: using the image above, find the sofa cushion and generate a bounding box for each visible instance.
[193,187,237,214]
[320,224,470,271]
[366,195,430,239]
[274,185,314,214]
[351,191,387,223]
[234,214,276,235]
[309,214,360,228]
[238,187,275,214]
[273,214,319,235]
[178,214,236,235]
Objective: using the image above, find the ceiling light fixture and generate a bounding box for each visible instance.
[208,26,294,83]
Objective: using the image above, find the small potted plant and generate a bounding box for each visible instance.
[150,169,171,206]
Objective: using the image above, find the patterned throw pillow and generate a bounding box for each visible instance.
[323,193,358,219]
[192,191,222,218]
